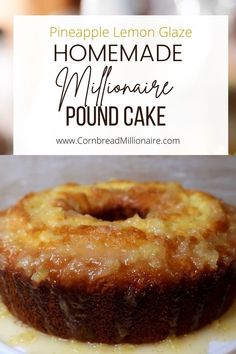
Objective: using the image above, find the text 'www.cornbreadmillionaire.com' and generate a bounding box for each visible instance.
[55,136,181,145]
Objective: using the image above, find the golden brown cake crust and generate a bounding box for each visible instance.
[0,180,236,343]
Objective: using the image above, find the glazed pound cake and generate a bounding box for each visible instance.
[0,180,236,344]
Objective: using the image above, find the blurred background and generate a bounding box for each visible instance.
[0,156,236,209]
[0,0,236,154]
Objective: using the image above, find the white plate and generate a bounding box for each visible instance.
[1,335,236,354]
[0,343,22,354]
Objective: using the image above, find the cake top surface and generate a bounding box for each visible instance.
[0,180,236,287]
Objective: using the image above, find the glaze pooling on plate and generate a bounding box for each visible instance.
[1,299,236,354]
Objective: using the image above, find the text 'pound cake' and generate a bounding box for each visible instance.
[0,180,236,344]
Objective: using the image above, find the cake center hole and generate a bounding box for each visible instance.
[87,205,147,221]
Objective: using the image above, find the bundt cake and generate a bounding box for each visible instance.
[0,180,236,344]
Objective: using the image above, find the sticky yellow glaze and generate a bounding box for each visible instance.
[1,181,236,286]
[0,299,236,354]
